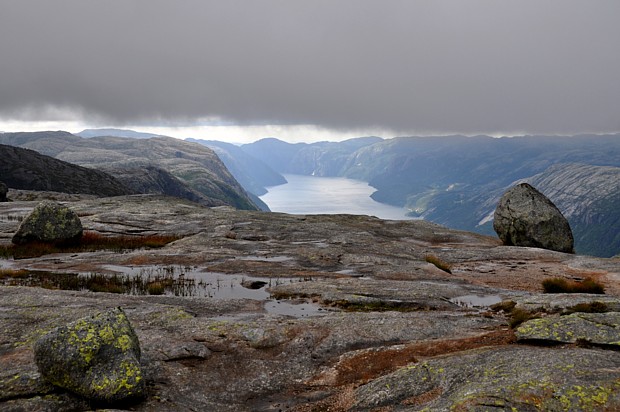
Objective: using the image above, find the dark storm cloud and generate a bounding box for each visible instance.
[1,0,619,134]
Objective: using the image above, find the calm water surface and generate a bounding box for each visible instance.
[260,174,414,220]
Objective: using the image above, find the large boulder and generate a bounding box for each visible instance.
[34,307,145,403]
[493,183,574,253]
[11,200,83,245]
[0,181,7,202]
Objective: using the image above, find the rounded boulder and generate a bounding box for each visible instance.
[34,307,145,403]
[11,200,83,245]
[493,183,574,253]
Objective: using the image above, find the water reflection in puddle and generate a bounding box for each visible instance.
[450,294,502,308]
[236,255,293,263]
[102,265,327,317]
[1,263,327,318]
[101,264,309,300]
[265,300,325,317]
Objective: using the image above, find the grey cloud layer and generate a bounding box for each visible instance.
[1,0,619,134]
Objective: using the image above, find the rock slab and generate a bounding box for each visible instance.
[354,346,620,411]
[494,182,574,253]
[516,312,620,346]
[34,307,145,403]
[12,200,83,244]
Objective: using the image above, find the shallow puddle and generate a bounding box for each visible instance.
[450,294,502,308]
[265,300,326,317]
[1,263,327,317]
[236,255,293,263]
[101,264,310,299]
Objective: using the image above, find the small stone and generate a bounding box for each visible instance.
[493,183,574,253]
[12,200,83,245]
[34,307,145,403]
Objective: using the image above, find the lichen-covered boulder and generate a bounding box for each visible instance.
[34,307,145,403]
[493,183,574,253]
[516,312,620,346]
[0,181,7,202]
[11,200,83,245]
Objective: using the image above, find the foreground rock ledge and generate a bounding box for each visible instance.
[33,307,145,403]
[354,346,620,411]
[1,194,620,411]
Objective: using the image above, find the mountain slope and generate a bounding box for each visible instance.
[0,144,132,197]
[0,132,258,210]
[99,165,205,204]
[187,139,286,197]
[241,136,383,176]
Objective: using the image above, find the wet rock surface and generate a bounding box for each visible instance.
[1,194,620,411]
[494,183,574,253]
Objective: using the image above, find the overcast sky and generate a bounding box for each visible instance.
[1,0,619,143]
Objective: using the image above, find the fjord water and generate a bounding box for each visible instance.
[260,174,413,220]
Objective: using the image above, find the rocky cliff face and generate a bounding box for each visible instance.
[188,138,286,197]
[0,132,258,210]
[2,194,620,410]
[0,143,132,197]
[100,164,206,205]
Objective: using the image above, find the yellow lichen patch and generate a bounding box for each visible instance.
[67,320,101,364]
[115,334,133,352]
[98,324,115,344]
[87,359,143,399]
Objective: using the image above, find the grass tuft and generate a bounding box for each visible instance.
[542,277,605,294]
[0,269,30,279]
[565,301,609,314]
[507,308,539,328]
[490,300,539,328]
[425,254,452,274]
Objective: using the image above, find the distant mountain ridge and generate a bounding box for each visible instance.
[188,136,384,197]
[241,136,384,176]
[77,128,165,139]
[0,132,259,210]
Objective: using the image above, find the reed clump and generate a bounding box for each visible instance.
[0,231,181,259]
[542,277,605,294]
[425,254,452,274]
